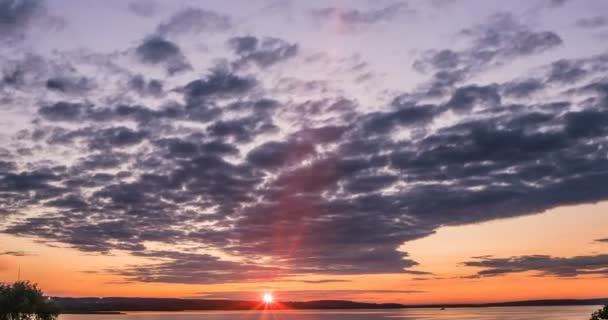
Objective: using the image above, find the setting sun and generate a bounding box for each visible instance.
[263,293,274,304]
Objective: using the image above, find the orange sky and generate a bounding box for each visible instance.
[2,201,607,304]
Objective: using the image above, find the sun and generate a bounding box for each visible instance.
[262,293,273,303]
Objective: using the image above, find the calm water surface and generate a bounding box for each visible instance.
[60,306,600,320]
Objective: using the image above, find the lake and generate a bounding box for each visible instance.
[60,306,600,320]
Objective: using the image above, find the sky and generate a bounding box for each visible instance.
[1,0,608,304]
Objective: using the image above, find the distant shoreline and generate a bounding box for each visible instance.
[61,311,125,315]
[52,297,608,313]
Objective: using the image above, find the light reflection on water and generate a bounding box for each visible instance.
[59,306,600,320]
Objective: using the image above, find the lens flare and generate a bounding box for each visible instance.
[263,293,273,303]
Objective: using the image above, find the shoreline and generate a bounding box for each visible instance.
[55,298,607,314]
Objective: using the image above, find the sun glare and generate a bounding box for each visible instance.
[263,293,273,303]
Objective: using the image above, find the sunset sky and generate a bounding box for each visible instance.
[1,0,608,304]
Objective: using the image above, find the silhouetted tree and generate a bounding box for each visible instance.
[0,281,59,320]
[591,305,608,320]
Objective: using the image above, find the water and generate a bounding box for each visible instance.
[60,305,600,320]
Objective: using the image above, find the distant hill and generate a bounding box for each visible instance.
[51,297,608,313]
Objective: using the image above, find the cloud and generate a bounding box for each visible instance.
[182,68,257,103]
[46,76,93,95]
[128,0,157,18]
[576,16,608,29]
[311,2,412,31]
[2,4,608,287]
[228,36,298,69]
[109,252,280,284]
[413,12,562,95]
[246,140,315,169]
[127,75,163,97]
[502,78,544,98]
[445,84,501,112]
[463,254,608,277]
[0,250,34,256]
[0,0,44,41]
[38,102,87,122]
[135,36,192,74]
[547,0,570,8]
[156,7,231,37]
[88,127,148,149]
[596,238,608,243]
[288,279,351,284]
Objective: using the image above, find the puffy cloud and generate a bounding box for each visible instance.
[228,36,298,69]
[127,75,163,97]
[46,76,93,95]
[88,127,148,149]
[38,102,87,122]
[246,140,315,168]
[155,7,231,37]
[414,13,562,94]
[0,0,43,41]
[182,68,257,103]
[502,78,544,98]
[135,36,191,74]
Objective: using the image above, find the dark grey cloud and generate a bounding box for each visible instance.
[182,68,257,103]
[414,13,562,94]
[75,152,127,170]
[502,78,544,98]
[311,2,412,31]
[246,140,315,168]
[128,0,157,18]
[596,238,608,243]
[207,116,277,143]
[154,137,239,159]
[576,16,608,29]
[463,13,563,57]
[46,76,93,94]
[38,102,87,122]
[547,59,587,83]
[228,36,298,69]
[127,75,163,97]
[156,7,231,37]
[564,110,608,138]
[445,84,501,111]
[362,106,434,136]
[0,0,43,41]
[464,254,608,277]
[88,127,148,149]
[42,125,149,149]
[135,36,191,74]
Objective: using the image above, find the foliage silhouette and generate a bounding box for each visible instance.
[591,305,608,320]
[0,281,59,320]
